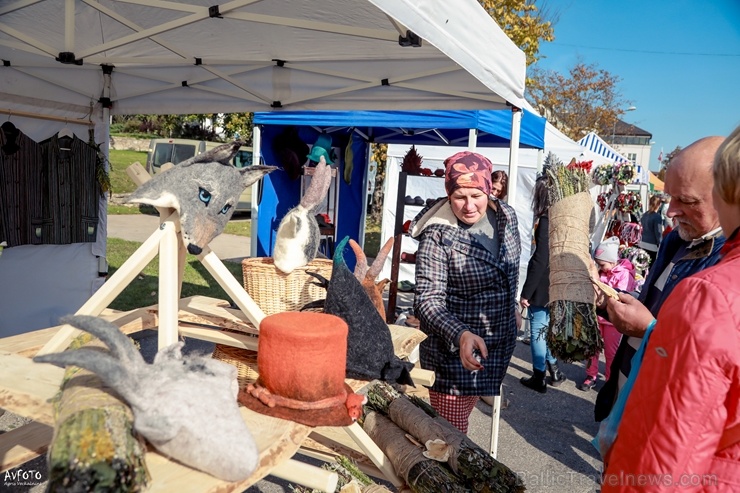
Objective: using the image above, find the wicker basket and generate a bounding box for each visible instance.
[212,344,259,388]
[240,257,333,315]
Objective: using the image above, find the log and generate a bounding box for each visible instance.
[45,335,150,492]
[366,382,525,493]
[363,411,467,493]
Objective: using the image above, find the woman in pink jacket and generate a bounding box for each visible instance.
[578,236,636,391]
[603,125,740,491]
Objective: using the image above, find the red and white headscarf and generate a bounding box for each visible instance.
[444,151,493,197]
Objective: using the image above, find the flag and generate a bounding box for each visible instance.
[657,147,664,163]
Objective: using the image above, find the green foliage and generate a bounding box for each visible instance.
[478,0,555,66]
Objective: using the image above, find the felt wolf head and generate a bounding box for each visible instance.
[128,141,275,255]
[273,155,333,273]
[33,315,259,482]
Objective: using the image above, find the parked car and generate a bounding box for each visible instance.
[146,138,255,213]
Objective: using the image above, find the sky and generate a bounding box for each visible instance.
[531,0,740,171]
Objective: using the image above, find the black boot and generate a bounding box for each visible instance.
[547,361,567,387]
[519,369,547,393]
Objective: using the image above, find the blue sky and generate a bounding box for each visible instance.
[531,0,740,170]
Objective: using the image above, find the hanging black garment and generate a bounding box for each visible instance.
[40,134,101,244]
[0,125,46,247]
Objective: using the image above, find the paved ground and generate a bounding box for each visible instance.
[2,214,606,492]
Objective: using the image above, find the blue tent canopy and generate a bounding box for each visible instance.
[254,109,545,149]
[251,109,546,266]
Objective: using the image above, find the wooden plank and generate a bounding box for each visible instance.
[144,406,314,492]
[178,325,258,351]
[0,421,53,472]
[0,307,156,358]
[0,352,63,425]
[36,221,170,356]
[298,439,387,482]
[197,249,266,328]
[157,220,180,349]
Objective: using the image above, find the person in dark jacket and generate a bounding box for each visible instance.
[639,194,668,263]
[594,136,726,422]
[519,175,566,393]
[411,151,521,433]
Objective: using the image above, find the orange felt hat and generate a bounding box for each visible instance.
[238,312,366,427]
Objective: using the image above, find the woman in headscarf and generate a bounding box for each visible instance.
[491,169,508,201]
[410,151,522,433]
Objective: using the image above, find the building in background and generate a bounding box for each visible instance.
[610,120,653,171]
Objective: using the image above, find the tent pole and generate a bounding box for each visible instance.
[507,108,522,207]
[250,125,262,257]
[467,128,478,150]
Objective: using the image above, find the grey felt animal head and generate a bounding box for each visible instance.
[33,315,259,482]
[272,155,333,273]
[128,141,275,255]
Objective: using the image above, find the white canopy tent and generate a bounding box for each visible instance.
[0,0,528,335]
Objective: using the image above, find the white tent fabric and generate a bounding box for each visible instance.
[0,0,528,336]
[0,0,527,115]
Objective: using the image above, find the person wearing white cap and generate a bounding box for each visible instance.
[578,237,637,391]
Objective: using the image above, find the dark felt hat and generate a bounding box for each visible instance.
[323,237,415,386]
[238,312,366,427]
[272,126,308,180]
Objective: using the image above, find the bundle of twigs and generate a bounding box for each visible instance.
[290,455,392,493]
[545,161,602,362]
[363,382,525,493]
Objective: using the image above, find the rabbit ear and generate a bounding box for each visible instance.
[367,237,394,281]
[34,348,132,393]
[299,156,332,211]
[59,315,144,367]
[349,239,368,282]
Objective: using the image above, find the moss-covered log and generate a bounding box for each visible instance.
[366,382,525,493]
[46,336,149,492]
[363,411,467,493]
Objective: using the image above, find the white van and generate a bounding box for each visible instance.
[145,138,206,174]
[146,138,256,213]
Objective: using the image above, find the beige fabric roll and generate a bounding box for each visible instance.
[548,192,596,305]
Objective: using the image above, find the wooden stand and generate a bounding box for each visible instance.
[0,162,435,491]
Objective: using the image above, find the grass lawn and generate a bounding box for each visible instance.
[107,237,244,311]
[108,149,148,194]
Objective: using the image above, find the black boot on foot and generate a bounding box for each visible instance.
[547,361,567,387]
[520,369,547,393]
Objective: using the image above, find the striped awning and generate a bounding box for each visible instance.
[578,132,629,163]
[579,132,649,184]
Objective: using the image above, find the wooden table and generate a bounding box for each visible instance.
[0,296,431,492]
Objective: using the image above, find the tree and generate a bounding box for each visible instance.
[526,61,631,141]
[478,0,555,66]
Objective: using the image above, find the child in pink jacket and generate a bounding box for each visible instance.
[578,236,637,391]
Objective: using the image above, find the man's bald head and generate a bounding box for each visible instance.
[664,136,724,241]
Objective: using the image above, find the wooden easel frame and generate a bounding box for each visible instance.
[35,163,405,491]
